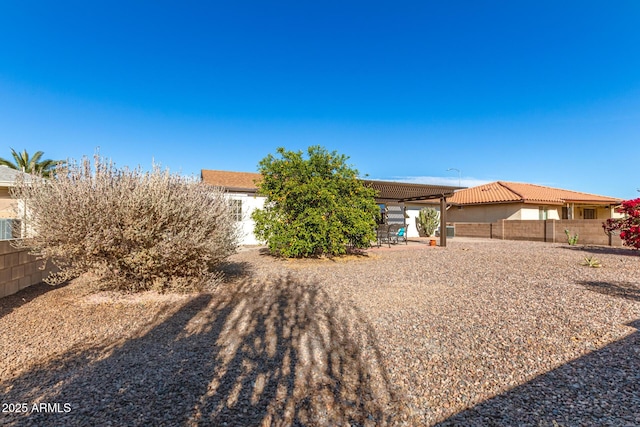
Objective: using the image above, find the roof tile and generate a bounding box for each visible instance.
[449,181,621,205]
[201,170,262,190]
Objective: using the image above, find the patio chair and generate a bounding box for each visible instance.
[376,224,391,248]
[396,224,409,245]
[388,223,408,245]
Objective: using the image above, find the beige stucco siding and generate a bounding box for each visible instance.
[574,205,618,220]
[520,206,561,220]
[0,187,16,219]
[448,202,620,223]
[447,203,523,223]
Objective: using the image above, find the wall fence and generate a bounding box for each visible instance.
[0,240,49,299]
[452,219,623,246]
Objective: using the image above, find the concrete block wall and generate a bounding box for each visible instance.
[501,220,546,241]
[0,240,48,298]
[453,222,492,238]
[555,220,623,246]
[453,220,624,246]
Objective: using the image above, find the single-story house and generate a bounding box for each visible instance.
[0,166,21,219]
[201,170,463,245]
[444,181,623,223]
[0,166,29,239]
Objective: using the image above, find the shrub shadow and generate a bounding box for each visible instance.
[437,319,640,426]
[558,245,639,257]
[578,280,640,302]
[0,280,69,321]
[1,274,404,426]
[257,248,372,262]
[215,260,254,283]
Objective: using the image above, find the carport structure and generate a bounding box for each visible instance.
[363,179,464,247]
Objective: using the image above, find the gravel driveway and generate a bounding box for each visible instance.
[1,239,639,426]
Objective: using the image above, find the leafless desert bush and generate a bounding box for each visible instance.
[11,155,238,292]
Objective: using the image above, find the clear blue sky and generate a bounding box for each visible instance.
[1,1,639,198]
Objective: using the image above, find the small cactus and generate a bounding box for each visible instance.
[564,229,579,245]
[582,256,602,268]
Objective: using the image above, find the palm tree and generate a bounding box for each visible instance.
[0,148,64,178]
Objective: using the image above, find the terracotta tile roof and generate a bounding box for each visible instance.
[201,170,262,191]
[449,181,622,206]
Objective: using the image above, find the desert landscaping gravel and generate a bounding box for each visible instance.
[1,238,639,426]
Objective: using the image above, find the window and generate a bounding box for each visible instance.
[538,207,547,220]
[0,219,21,240]
[562,207,569,220]
[230,199,243,222]
[583,208,596,219]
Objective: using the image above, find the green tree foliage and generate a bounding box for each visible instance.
[252,146,379,257]
[0,148,64,178]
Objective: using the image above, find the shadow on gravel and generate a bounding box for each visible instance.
[559,245,640,257]
[215,260,253,282]
[437,319,640,427]
[578,280,640,302]
[1,274,405,426]
[0,280,69,321]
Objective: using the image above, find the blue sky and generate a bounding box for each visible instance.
[1,1,639,198]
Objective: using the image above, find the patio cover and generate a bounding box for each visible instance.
[363,179,465,247]
[363,179,462,202]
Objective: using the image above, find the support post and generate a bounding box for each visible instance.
[440,196,447,247]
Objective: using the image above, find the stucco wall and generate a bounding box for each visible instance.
[573,206,617,220]
[447,203,523,223]
[405,204,441,238]
[228,193,265,245]
[229,195,435,243]
[448,202,619,223]
[0,188,16,219]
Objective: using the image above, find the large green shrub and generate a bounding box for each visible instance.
[12,155,238,292]
[252,146,379,257]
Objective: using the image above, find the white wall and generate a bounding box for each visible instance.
[227,193,265,245]
[230,195,432,244]
[405,204,441,237]
[519,206,541,220]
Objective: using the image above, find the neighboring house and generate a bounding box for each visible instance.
[201,170,462,245]
[0,165,21,219]
[0,165,31,239]
[445,181,622,223]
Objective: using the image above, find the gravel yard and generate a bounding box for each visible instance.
[1,239,639,426]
